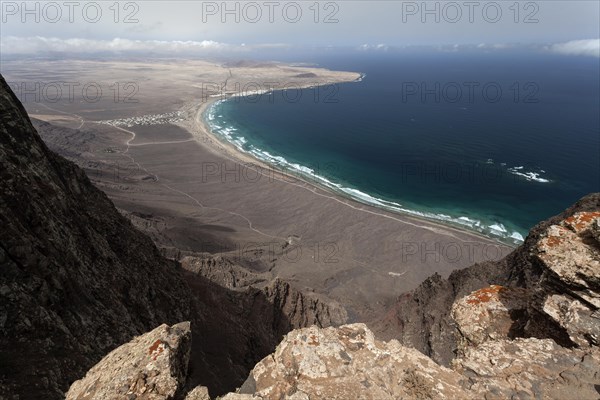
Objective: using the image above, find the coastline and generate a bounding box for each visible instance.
[18,58,518,320]
[184,88,517,249]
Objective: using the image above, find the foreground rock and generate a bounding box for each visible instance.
[373,193,600,366]
[70,318,600,400]
[67,322,192,400]
[446,209,600,399]
[453,338,600,399]
[530,211,600,347]
[64,203,600,399]
[229,322,600,400]
[234,323,470,400]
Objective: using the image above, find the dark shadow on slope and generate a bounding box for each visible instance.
[182,270,295,397]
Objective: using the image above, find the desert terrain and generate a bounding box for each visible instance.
[1,59,513,320]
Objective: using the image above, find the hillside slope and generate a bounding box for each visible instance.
[0,75,195,397]
[0,75,347,399]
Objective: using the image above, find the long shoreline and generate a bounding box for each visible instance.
[184,87,517,249]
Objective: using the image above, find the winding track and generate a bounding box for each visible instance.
[33,102,286,241]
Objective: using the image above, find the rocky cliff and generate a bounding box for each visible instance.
[373,193,600,365]
[66,322,192,400]
[181,255,348,329]
[67,201,600,399]
[0,75,346,399]
[179,257,347,397]
[223,203,600,399]
[0,75,193,398]
[2,70,599,399]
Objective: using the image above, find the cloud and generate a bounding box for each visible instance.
[475,43,512,50]
[0,36,288,55]
[549,39,600,58]
[357,43,389,52]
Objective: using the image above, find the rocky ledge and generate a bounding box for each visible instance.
[67,210,600,399]
[67,322,192,400]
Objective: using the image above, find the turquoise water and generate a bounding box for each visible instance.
[204,52,600,244]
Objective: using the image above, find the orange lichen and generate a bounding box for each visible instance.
[544,236,564,248]
[148,339,164,360]
[540,225,571,249]
[466,285,505,305]
[564,212,600,233]
[308,334,320,346]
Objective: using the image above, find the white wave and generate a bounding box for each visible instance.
[511,171,550,183]
[490,223,507,234]
[510,232,525,241]
[501,164,552,183]
[507,166,551,183]
[204,100,526,244]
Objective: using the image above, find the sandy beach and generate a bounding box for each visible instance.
[190,95,517,247]
[2,58,515,321]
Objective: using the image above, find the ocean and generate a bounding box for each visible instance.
[205,50,600,244]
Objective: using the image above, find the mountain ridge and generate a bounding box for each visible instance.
[0,74,345,399]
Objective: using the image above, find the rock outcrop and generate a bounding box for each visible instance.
[373,193,600,366]
[369,198,600,399]
[448,210,600,355]
[235,323,470,400]
[453,338,600,399]
[70,315,600,400]
[528,211,600,347]
[229,322,600,400]
[66,322,192,400]
[182,255,347,328]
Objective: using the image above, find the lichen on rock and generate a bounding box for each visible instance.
[66,322,192,400]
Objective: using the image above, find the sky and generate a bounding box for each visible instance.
[1,1,599,56]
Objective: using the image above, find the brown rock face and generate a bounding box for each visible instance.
[372,193,600,366]
[66,322,192,400]
[453,338,600,399]
[529,211,600,347]
[445,209,600,399]
[239,323,471,400]
[449,284,600,399]
[451,285,529,351]
[367,197,600,398]
[182,255,348,329]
